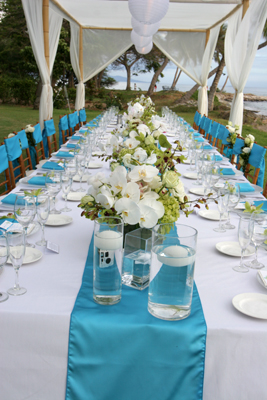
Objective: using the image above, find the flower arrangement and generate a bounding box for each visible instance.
[25,124,35,147]
[239,134,255,173]
[226,121,239,149]
[243,201,264,214]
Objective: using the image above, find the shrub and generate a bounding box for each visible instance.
[0,76,13,103]
[12,78,36,105]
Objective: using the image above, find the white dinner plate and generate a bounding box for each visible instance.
[221,169,244,178]
[216,241,255,257]
[7,247,43,265]
[199,210,227,221]
[232,293,267,319]
[189,187,215,196]
[87,162,103,169]
[66,192,84,201]
[45,214,73,226]
[183,159,194,165]
[73,174,91,182]
[93,151,106,156]
[19,177,45,188]
[166,133,175,137]
[183,172,197,180]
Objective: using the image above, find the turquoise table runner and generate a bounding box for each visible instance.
[66,237,207,400]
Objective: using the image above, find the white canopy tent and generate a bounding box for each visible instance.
[21,0,267,132]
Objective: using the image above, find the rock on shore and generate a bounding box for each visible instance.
[217,92,267,102]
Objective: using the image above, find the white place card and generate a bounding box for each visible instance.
[46,241,59,254]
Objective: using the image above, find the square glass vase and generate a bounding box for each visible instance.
[122,227,152,291]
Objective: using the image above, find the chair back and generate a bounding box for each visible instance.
[246,144,266,187]
[0,144,12,194]
[217,125,231,157]
[43,119,58,157]
[74,111,79,128]
[203,117,212,138]
[4,135,25,188]
[199,115,206,135]
[33,123,46,166]
[68,112,77,135]
[16,130,33,173]
[79,108,87,125]
[59,115,69,146]
[17,130,29,149]
[209,121,220,146]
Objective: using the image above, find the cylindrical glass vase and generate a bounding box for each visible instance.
[93,217,124,305]
[148,223,198,321]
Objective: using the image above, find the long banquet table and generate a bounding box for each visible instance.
[1,128,267,400]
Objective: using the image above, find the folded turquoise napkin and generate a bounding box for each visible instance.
[79,129,87,134]
[1,194,25,205]
[56,151,74,158]
[253,200,267,211]
[203,145,212,150]
[195,137,204,142]
[193,133,201,137]
[219,168,235,175]
[237,183,255,192]
[42,161,64,171]
[211,155,222,161]
[69,136,80,141]
[67,143,80,149]
[28,176,53,186]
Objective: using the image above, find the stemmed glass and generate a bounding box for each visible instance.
[233,214,254,273]
[45,171,62,214]
[36,194,50,246]
[245,213,267,269]
[223,183,240,229]
[61,174,72,212]
[7,231,26,296]
[14,195,36,247]
[65,160,77,193]
[76,155,86,192]
[0,233,9,302]
[193,155,203,186]
[213,189,229,232]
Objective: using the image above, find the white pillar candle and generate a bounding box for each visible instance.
[94,230,123,250]
[157,245,195,267]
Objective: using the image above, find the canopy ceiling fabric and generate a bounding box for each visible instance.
[22,0,266,128]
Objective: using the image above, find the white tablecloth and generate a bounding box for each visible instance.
[1,142,267,400]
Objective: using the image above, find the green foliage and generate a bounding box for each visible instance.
[67,88,76,103]
[191,91,198,100]
[0,76,36,105]
[0,76,13,103]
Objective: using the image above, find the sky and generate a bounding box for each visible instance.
[108,36,267,96]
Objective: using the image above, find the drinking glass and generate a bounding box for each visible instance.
[233,215,254,273]
[213,189,229,232]
[76,156,86,192]
[245,213,267,269]
[223,183,240,229]
[93,216,124,305]
[7,231,26,296]
[193,155,203,186]
[14,195,36,247]
[61,174,72,212]
[148,223,198,321]
[0,233,9,302]
[65,160,77,193]
[45,171,62,214]
[36,194,50,246]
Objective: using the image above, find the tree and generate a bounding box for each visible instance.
[146,56,169,96]
[111,46,143,90]
[171,67,182,90]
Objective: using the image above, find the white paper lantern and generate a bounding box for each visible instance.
[128,0,169,24]
[131,30,152,48]
[135,42,153,55]
[131,17,160,37]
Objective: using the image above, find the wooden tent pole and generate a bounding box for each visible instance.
[242,0,249,19]
[43,0,50,72]
[205,29,210,48]
[79,26,84,81]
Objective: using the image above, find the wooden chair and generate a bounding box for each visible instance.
[59,115,70,145]
[209,121,220,147]
[263,181,267,198]
[0,144,12,195]
[33,123,46,165]
[68,112,78,136]
[234,143,267,186]
[79,108,87,126]
[4,135,25,189]
[43,118,58,157]
[16,129,33,176]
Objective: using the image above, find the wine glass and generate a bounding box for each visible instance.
[213,189,229,232]
[0,232,9,302]
[14,195,36,247]
[45,171,62,214]
[7,231,26,296]
[245,213,267,269]
[223,183,240,230]
[193,155,203,186]
[65,160,77,193]
[76,155,86,192]
[36,194,50,246]
[233,214,254,273]
[61,173,72,212]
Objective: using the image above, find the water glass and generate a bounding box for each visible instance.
[7,231,26,296]
[0,233,9,302]
[148,223,198,321]
[224,183,240,229]
[233,215,254,273]
[213,189,229,233]
[93,217,124,305]
[61,174,72,212]
[245,213,267,269]
[122,227,152,290]
[36,194,50,246]
[14,195,36,247]
[45,171,62,214]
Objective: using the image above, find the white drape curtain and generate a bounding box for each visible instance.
[153,27,220,116]
[225,0,267,133]
[70,26,132,110]
[22,0,62,129]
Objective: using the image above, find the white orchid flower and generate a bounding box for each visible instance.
[88,172,106,189]
[110,135,119,151]
[139,204,158,228]
[96,188,114,209]
[141,191,159,200]
[139,198,164,219]
[137,123,150,136]
[129,130,138,139]
[122,153,133,168]
[133,148,148,163]
[115,198,141,225]
[128,165,159,183]
[112,165,127,177]
[145,152,157,165]
[124,138,139,150]
[122,182,140,203]
[87,185,97,199]
[147,175,162,189]
[110,171,127,194]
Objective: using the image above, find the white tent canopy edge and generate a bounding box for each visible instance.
[21,0,267,133]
